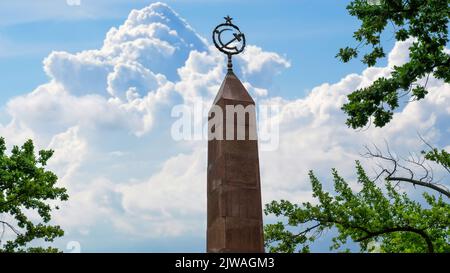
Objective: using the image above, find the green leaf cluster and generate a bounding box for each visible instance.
[264,162,450,253]
[336,0,450,128]
[0,137,68,253]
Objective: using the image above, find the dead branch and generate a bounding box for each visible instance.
[362,141,449,198]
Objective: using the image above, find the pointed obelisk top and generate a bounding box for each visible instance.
[213,71,254,104]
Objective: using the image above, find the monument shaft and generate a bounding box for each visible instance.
[207,71,264,253]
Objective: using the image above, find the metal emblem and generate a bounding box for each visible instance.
[212,16,246,71]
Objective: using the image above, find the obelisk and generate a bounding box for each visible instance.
[207,16,264,253]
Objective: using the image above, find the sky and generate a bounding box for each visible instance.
[0,0,448,252]
[0,0,378,103]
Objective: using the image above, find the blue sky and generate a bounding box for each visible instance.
[0,0,388,103]
[0,1,448,253]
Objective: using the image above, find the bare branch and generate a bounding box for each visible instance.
[362,139,449,197]
[418,133,450,175]
[0,220,21,236]
[386,177,450,198]
[405,153,430,182]
[397,158,414,179]
[0,222,4,245]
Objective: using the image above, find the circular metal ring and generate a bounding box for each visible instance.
[212,22,246,56]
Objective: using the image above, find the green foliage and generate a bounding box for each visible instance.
[266,0,450,254]
[0,137,68,253]
[336,47,359,62]
[264,162,450,253]
[336,0,450,128]
[422,147,450,173]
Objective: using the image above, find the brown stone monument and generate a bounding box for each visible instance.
[207,16,264,253]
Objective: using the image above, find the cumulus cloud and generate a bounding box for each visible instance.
[116,148,206,237]
[387,38,414,67]
[0,2,447,252]
[48,126,88,183]
[0,1,290,244]
[237,45,291,87]
[5,82,170,138]
[258,38,449,203]
[42,1,207,98]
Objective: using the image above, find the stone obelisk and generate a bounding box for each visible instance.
[207,16,264,253]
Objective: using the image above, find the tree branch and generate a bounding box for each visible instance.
[0,220,20,236]
[294,223,321,238]
[363,141,449,197]
[0,192,27,209]
[355,226,434,253]
[386,177,450,198]
[315,218,435,253]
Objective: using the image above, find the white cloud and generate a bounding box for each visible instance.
[66,0,81,7]
[48,126,88,183]
[5,82,163,138]
[237,45,291,87]
[388,38,414,67]
[107,62,166,99]
[116,148,206,237]
[0,2,289,241]
[43,51,112,96]
[0,2,448,252]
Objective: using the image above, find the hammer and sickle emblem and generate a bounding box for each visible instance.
[216,28,244,53]
[212,19,246,55]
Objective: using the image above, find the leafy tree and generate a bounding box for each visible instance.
[0,137,68,253]
[264,152,450,253]
[264,0,450,253]
[336,0,450,129]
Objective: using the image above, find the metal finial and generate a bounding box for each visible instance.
[212,16,246,72]
[224,15,233,24]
